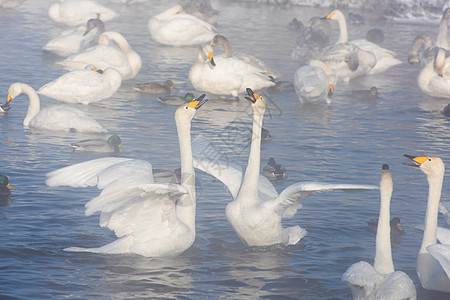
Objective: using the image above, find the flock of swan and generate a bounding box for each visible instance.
[2,0,450,298]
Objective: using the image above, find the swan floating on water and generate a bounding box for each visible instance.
[148,4,216,46]
[45,95,208,257]
[342,164,416,300]
[5,83,107,133]
[404,154,450,293]
[193,88,377,247]
[418,48,450,99]
[38,66,122,105]
[71,134,123,153]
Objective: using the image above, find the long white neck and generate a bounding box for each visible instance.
[420,170,444,254]
[436,12,449,49]
[17,83,40,127]
[175,115,196,230]
[335,12,348,44]
[237,102,265,204]
[374,171,395,274]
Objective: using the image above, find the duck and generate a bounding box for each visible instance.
[342,164,416,300]
[38,66,122,104]
[192,88,377,247]
[351,87,379,100]
[404,154,450,292]
[157,93,195,106]
[325,9,402,75]
[188,44,275,97]
[70,134,123,153]
[294,59,336,104]
[58,31,142,80]
[262,157,287,181]
[0,175,14,197]
[134,80,176,95]
[48,0,118,27]
[367,216,405,235]
[43,16,105,58]
[148,4,216,46]
[5,83,107,133]
[418,48,450,99]
[45,95,207,257]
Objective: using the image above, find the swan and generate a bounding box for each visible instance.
[188,44,275,97]
[5,83,107,133]
[418,48,450,99]
[58,31,142,80]
[192,88,377,246]
[38,66,122,104]
[325,9,401,75]
[408,33,439,65]
[148,4,216,46]
[43,16,105,57]
[45,95,208,257]
[262,157,287,181]
[134,80,176,95]
[247,127,272,143]
[71,134,123,153]
[404,154,450,292]
[0,175,14,197]
[210,35,280,80]
[342,164,416,300]
[436,8,450,49]
[439,201,450,225]
[48,0,118,27]
[294,59,336,104]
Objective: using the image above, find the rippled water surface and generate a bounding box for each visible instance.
[1,1,450,299]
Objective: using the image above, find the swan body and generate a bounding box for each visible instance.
[134,80,176,95]
[0,175,14,197]
[38,67,122,104]
[294,59,336,104]
[342,164,416,300]
[45,95,208,257]
[71,134,123,153]
[404,154,450,292]
[6,83,107,133]
[48,0,118,27]
[325,9,401,75]
[59,31,142,80]
[418,48,450,98]
[193,89,377,246]
[188,45,275,97]
[148,4,216,46]
[43,17,105,57]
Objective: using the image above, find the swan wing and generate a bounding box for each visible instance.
[342,261,383,294]
[427,244,450,280]
[274,182,378,218]
[377,271,417,300]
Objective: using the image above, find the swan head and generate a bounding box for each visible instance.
[175,94,208,122]
[6,83,26,104]
[84,14,104,36]
[203,44,215,66]
[380,163,393,195]
[403,155,445,178]
[324,9,344,21]
[210,34,229,46]
[244,88,265,112]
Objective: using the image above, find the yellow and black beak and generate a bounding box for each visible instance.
[327,84,334,97]
[403,154,429,167]
[91,67,104,74]
[187,94,208,110]
[7,182,15,191]
[324,12,333,20]
[208,52,216,67]
[244,88,261,104]
[7,93,13,104]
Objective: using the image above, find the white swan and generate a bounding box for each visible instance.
[294,60,336,104]
[148,4,216,46]
[436,8,450,49]
[71,134,123,153]
[58,31,142,80]
[45,95,208,257]
[43,17,105,57]
[38,66,122,105]
[48,0,118,27]
[418,48,450,99]
[325,9,402,75]
[407,33,437,65]
[188,44,275,97]
[342,164,416,300]
[6,83,107,133]
[404,154,450,292]
[192,88,377,246]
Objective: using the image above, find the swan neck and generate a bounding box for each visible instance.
[20,84,40,127]
[221,40,233,57]
[336,14,348,44]
[437,14,449,48]
[420,172,444,254]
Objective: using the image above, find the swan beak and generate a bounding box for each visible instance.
[403,154,429,167]
[327,84,334,97]
[7,183,15,190]
[187,94,208,110]
[208,53,216,67]
[324,12,333,19]
[91,67,104,74]
[7,93,13,104]
[244,88,261,103]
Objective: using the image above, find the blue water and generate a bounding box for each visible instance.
[1,0,450,299]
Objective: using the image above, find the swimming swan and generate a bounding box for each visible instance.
[6,83,107,133]
[38,66,122,104]
[59,31,142,80]
[148,4,216,46]
[342,164,416,300]
[45,95,208,257]
[404,154,450,292]
[193,88,377,246]
[418,48,450,99]
[325,9,402,75]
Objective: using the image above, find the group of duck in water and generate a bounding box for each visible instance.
[2,1,450,298]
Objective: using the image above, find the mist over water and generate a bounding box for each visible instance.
[1,0,450,299]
